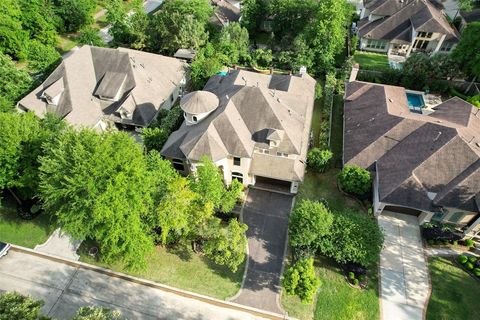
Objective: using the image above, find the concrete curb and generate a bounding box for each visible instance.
[10,245,286,320]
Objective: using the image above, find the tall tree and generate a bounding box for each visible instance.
[26,40,61,74]
[19,0,58,47]
[0,292,47,320]
[52,0,96,33]
[0,52,33,112]
[78,27,106,47]
[161,0,213,24]
[0,0,29,60]
[215,23,250,65]
[39,130,154,269]
[105,0,148,49]
[452,22,480,78]
[240,0,269,35]
[190,156,228,210]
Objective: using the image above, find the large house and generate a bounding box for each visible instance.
[161,69,316,194]
[18,45,189,130]
[343,80,480,236]
[357,0,459,57]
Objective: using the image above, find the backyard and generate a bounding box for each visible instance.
[427,257,480,320]
[79,240,245,300]
[353,52,390,72]
[0,196,56,248]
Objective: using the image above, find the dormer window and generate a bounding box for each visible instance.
[94,72,128,102]
[266,128,284,148]
[41,77,64,106]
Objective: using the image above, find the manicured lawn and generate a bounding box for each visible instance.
[427,257,480,320]
[282,257,379,320]
[0,197,56,248]
[298,169,363,212]
[79,240,245,300]
[353,52,390,71]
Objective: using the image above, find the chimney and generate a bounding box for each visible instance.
[270,68,274,75]
[349,63,360,82]
[299,66,307,76]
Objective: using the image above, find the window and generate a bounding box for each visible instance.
[449,212,465,224]
[276,152,288,158]
[432,211,446,221]
[365,39,387,50]
[170,94,175,103]
[232,172,243,183]
[233,157,241,166]
[192,115,198,123]
[172,159,185,171]
[417,32,433,39]
[413,39,429,50]
[439,42,454,52]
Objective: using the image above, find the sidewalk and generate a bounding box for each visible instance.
[34,228,82,261]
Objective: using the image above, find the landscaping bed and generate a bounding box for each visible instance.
[79,240,245,300]
[427,257,480,320]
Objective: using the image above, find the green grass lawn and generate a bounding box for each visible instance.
[282,257,379,320]
[353,52,390,72]
[79,241,244,300]
[427,257,480,320]
[0,197,56,248]
[56,34,79,55]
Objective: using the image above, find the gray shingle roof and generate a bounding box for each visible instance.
[161,69,316,182]
[344,81,480,213]
[359,0,459,42]
[180,91,219,114]
[18,45,188,128]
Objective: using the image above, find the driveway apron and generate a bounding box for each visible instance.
[378,211,429,320]
[231,188,293,314]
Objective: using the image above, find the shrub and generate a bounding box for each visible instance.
[469,256,477,264]
[457,255,468,264]
[427,239,434,245]
[317,210,384,267]
[307,148,333,172]
[353,278,359,286]
[282,258,320,304]
[421,223,462,242]
[338,165,372,196]
[358,274,366,282]
[465,239,475,248]
[289,200,334,253]
[348,271,355,280]
[474,268,480,277]
[453,240,458,246]
[466,262,474,270]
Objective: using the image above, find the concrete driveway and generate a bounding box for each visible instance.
[0,250,266,320]
[231,188,293,315]
[378,211,429,320]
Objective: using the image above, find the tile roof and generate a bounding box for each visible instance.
[344,81,480,212]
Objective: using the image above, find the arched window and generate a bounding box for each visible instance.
[232,172,243,183]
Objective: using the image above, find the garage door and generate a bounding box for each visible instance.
[383,205,422,216]
[255,176,292,193]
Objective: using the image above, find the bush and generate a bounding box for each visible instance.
[458,255,468,264]
[317,210,384,267]
[348,271,355,280]
[338,165,372,196]
[282,258,320,304]
[474,268,480,277]
[358,274,366,282]
[468,256,477,264]
[465,239,475,248]
[427,239,435,245]
[453,240,458,246]
[353,278,359,286]
[307,148,333,172]
[26,40,61,73]
[466,262,474,270]
[467,95,480,108]
[421,223,462,242]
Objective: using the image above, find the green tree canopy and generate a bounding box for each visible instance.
[318,210,384,267]
[0,52,33,111]
[338,165,371,196]
[19,0,58,47]
[289,199,333,253]
[240,0,269,35]
[189,43,226,89]
[0,292,46,320]
[39,129,154,269]
[282,258,320,304]
[105,0,148,49]
[52,0,96,33]
[452,22,480,78]
[26,40,61,74]
[161,0,213,24]
[215,23,250,65]
[72,306,122,320]
[78,27,106,47]
[203,218,248,272]
[0,0,29,60]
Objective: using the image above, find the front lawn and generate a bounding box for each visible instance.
[0,197,56,248]
[353,52,390,72]
[79,240,244,300]
[282,257,379,320]
[427,257,480,320]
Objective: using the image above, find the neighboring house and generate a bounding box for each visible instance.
[18,45,189,131]
[357,0,459,57]
[343,80,480,237]
[161,69,316,194]
[211,0,241,27]
[457,8,480,31]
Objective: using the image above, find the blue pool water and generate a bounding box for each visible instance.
[406,93,424,113]
[217,71,228,76]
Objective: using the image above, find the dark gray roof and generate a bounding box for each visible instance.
[359,0,459,42]
[344,81,480,213]
[94,71,128,99]
[460,8,480,23]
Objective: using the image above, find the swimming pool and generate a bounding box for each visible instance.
[406,92,425,114]
[217,71,228,76]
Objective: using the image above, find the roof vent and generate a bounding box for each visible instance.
[476,142,480,148]
[388,98,393,102]
[433,131,442,142]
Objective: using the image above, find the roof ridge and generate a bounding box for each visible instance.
[366,0,420,37]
